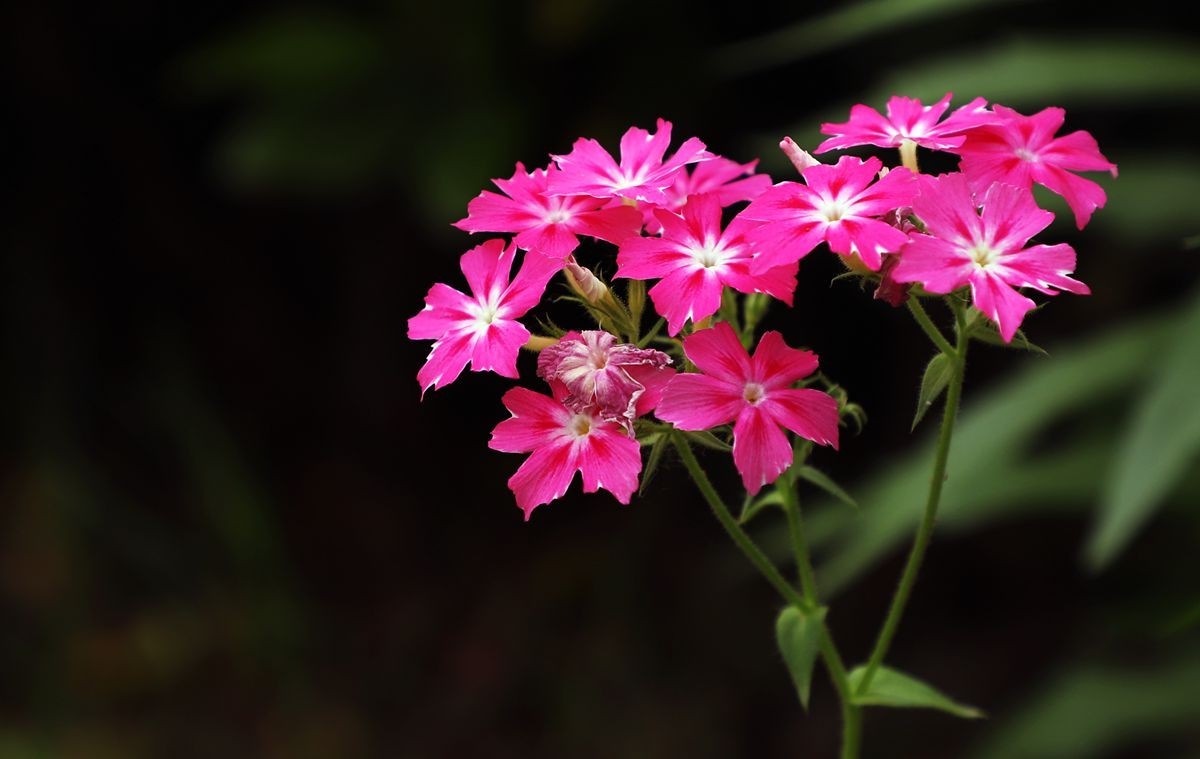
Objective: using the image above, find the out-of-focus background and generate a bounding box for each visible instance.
[4,0,1199,756]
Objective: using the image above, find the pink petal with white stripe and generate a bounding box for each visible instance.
[732,405,795,495]
[549,119,714,206]
[408,240,562,395]
[489,387,643,518]
[955,105,1117,228]
[818,93,997,152]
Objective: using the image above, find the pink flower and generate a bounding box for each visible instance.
[548,118,714,206]
[537,330,674,430]
[817,93,996,153]
[656,323,839,494]
[739,156,917,273]
[408,239,562,395]
[891,174,1090,342]
[954,105,1118,228]
[454,163,643,261]
[617,194,798,335]
[489,386,643,518]
[640,157,773,234]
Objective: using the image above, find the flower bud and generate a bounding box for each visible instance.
[779,136,820,174]
[564,259,612,305]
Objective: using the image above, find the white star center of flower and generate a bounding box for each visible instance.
[568,414,593,437]
[819,198,852,223]
[1015,147,1040,162]
[545,209,572,224]
[692,239,728,269]
[969,243,1000,267]
[743,382,766,405]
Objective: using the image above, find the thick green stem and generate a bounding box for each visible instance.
[673,435,861,758]
[856,312,970,695]
[906,297,955,356]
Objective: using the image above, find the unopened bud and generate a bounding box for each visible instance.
[780,136,820,174]
[564,260,611,305]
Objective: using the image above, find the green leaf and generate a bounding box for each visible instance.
[970,321,1048,355]
[849,665,983,719]
[638,433,669,496]
[775,606,827,710]
[684,430,733,452]
[912,353,954,431]
[972,654,1200,759]
[797,466,858,509]
[636,318,666,349]
[1086,288,1200,569]
[625,279,646,338]
[739,490,784,525]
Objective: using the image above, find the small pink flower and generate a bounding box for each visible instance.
[537,330,674,430]
[454,163,643,261]
[739,156,917,273]
[548,118,714,206]
[817,93,996,153]
[640,157,773,234]
[617,194,798,335]
[891,174,1090,342]
[656,323,839,495]
[489,386,643,518]
[953,105,1118,228]
[408,239,562,395]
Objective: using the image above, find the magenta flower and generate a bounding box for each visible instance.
[548,118,713,206]
[656,323,839,495]
[817,93,996,153]
[740,156,917,273]
[454,163,643,261]
[489,387,643,518]
[408,239,562,395]
[891,174,1090,342]
[537,330,674,430]
[954,105,1118,228]
[617,193,798,335]
[641,157,773,234]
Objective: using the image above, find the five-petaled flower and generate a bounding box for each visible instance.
[740,155,917,272]
[489,386,643,518]
[537,330,674,431]
[455,163,643,261]
[618,193,798,335]
[818,93,997,153]
[656,323,839,494]
[408,239,562,395]
[892,173,1090,342]
[953,104,1117,228]
[549,118,713,206]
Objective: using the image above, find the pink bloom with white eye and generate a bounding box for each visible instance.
[548,118,714,206]
[656,323,839,495]
[489,387,643,519]
[740,155,918,273]
[454,163,643,261]
[817,93,996,153]
[953,104,1118,229]
[408,239,562,395]
[640,157,773,234]
[891,173,1090,342]
[537,330,674,431]
[617,193,798,336]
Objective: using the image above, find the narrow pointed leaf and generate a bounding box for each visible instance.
[912,353,954,430]
[740,490,785,525]
[684,430,733,452]
[638,433,669,496]
[849,665,984,719]
[1086,288,1200,569]
[776,606,827,710]
[797,466,858,509]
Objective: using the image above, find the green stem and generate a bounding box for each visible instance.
[856,309,970,695]
[906,297,955,356]
[778,476,819,605]
[673,435,861,758]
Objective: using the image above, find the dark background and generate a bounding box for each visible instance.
[4,1,1200,757]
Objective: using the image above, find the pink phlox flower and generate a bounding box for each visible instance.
[489,386,643,519]
[817,93,997,153]
[617,193,798,335]
[740,155,918,273]
[639,157,773,234]
[953,104,1118,228]
[655,323,839,495]
[891,173,1090,342]
[548,118,714,206]
[454,163,643,261]
[537,330,674,431]
[408,239,563,395]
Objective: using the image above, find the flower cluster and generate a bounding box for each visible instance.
[410,100,1114,516]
